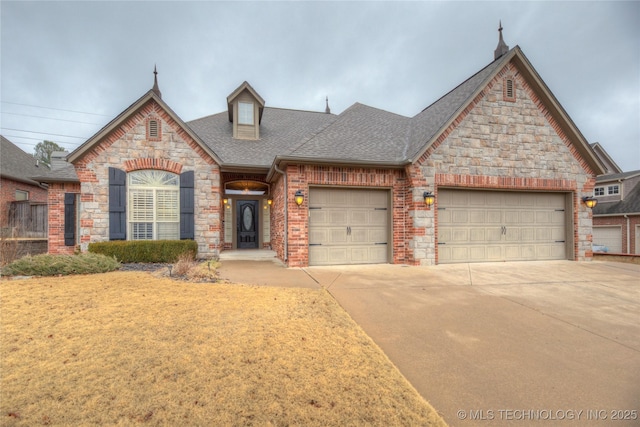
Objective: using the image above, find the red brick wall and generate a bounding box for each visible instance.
[47,182,80,255]
[593,215,640,254]
[1,178,48,228]
[280,164,408,267]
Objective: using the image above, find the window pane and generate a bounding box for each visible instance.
[238,102,254,125]
[156,190,179,221]
[157,222,179,240]
[129,170,178,187]
[132,223,153,240]
[130,190,154,221]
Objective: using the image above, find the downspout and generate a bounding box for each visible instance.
[624,215,630,254]
[274,163,288,262]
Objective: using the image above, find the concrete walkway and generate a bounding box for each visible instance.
[217,259,640,426]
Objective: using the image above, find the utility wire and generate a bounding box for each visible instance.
[1,111,101,125]
[1,127,88,139]
[1,101,111,117]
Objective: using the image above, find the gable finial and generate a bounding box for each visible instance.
[152,65,162,98]
[325,96,331,114]
[494,20,509,60]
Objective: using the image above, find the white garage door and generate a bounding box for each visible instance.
[309,188,389,266]
[592,226,622,253]
[438,190,567,263]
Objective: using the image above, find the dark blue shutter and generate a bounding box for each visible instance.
[64,193,76,246]
[180,170,195,240]
[109,167,127,240]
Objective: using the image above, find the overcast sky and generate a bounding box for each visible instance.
[1,1,639,171]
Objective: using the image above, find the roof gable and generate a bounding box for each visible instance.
[407,46,606,175]
[67,90,222,165]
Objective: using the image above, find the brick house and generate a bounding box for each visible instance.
[1,136,48,235]
[592,169,640,254]
[39,34,606,266]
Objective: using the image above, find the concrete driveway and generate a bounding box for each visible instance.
[302,261,640,426]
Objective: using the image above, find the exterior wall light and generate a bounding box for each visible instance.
[223,197,228,205]
[582,196,597,209]
[294,190,304,206]
[267,197,273,206]
[423,191,435,207]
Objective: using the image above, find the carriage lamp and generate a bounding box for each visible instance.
[294,190,304,206]
[423,191,435,207]
[582,196,597,209]
[267,197,273,206]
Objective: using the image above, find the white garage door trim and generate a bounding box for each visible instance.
[437,189,568,264]
[593,225,622,254]
[309,187,390,266]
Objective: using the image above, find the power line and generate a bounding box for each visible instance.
[1,135,78,146]
[1,127,88,139]
[1,101,111,117]
[1,111,102,125]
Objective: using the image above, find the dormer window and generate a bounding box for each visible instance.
[238,102,254,125]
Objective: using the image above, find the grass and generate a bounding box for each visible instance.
[1,271,447,426]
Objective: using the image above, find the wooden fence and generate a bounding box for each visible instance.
[7,201,48,238]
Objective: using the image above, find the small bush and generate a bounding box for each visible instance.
[88,240,198,263]
[171,252,198,276]
[1,253,120,277]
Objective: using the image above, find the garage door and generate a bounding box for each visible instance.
[309,188,389,266]
[438,190,567,263]
[592,226,622,253]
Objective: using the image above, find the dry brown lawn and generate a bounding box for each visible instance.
[1,271,447,426]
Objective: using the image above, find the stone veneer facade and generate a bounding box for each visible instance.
[54,99,223,258]
[412,63,597,265]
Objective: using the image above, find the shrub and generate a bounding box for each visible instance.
[88,240,198,263]
[1,253,120,277]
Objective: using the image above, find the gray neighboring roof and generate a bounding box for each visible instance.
[0,135,47,187]
[594,180,640,215]
[595,170,640,183]
[31,162,79,183]
[187,107,337,169]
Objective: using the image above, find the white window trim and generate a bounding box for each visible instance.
[607,185,620,195]
[594,187,605,196]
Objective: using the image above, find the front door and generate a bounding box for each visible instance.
[237,200,259,249]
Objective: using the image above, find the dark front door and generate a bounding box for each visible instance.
[237,200,259,249]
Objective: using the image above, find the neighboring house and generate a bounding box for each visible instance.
[37,31,606,266]
[592,170,640,254]
[0,135,48,235]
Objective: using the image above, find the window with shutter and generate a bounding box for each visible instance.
[128,170,179,240]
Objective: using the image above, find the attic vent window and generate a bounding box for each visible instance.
[147,118,161,140]
[238,102,254,125]
[504,77,516,102]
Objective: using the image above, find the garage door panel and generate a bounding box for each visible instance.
[438,190,568,263]
[453,211,469,223]
[309,188,389,265]
[469,210,486,223]
[593,226,622,253]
